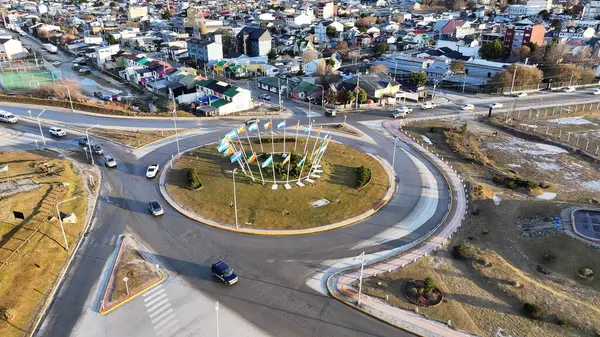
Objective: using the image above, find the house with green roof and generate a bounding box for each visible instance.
[291,81,323,101]
[195,79,253,115]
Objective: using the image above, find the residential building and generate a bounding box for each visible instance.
[315,20,343,45]
[338,72,401,100]
[188,36,223,63]
[437,20,475,39]
[583,1,600,20]
[291,81,323,101]
[553,26,596,40]
[507,5,548,16]
[127,6,148,20]
[316,2,336,19]
[95,44,121,67]
[237,27,272,57]
[195,79,253,115]
[0,38,24,60]
[464,59,509,78]
[285,14,313,27]
[504,20,545,53]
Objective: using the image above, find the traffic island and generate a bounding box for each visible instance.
[99,236,165,314]
[162,138,394,232]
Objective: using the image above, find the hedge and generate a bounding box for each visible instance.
[356,166,371,189]
[186,168,202,189]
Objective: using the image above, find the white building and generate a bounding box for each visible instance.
[0,39,24,60]
[507,5,548,17]
[556,26,596,40]
[583,1,600,20]
[315,20,343,44]
[316,2,335,19]
[285,13,313,27]
[95,44,121,67]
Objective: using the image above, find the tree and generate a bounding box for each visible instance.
[493,65,543,89]
[513,45,531,61]
[571,46,600,68]
[538,9,550,20]
[163,10,172,20]
[369,64,389,73]
[302,50,318,63]
[326,25,337,38]
[106,34,117,45]
[342,90,355,105]
[545,64,597,84]
[373,42,389,55]
[358,88,367,103]
[449,0,467,10]
[531,41,568,65]
[423,277,436,294]
[450,60,464,74]
[411,70,427,86]
[267,48,278,60]
[479,40,505,60]
[421,0,437,8]
[326,58,335,67]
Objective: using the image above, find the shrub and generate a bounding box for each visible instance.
[0,307,16,322]
[542,251,556,264]
[522,302,544,319]
[356,166,371,188]
[186,168,202,189]
[579,267,594,279]
[557,317,572,327]
[452,244,475,260]
[423,277,436,293]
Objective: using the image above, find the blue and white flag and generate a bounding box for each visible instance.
[319,141,329,153]
[304,124,312,133]
[225,129,238,140]
[248,123,259,131]
[297,154,306,167]
[261,155,273,168]
[217,141,230,153]
[277,121,286,129]
[230,151,243,163]
[322,134,331,142]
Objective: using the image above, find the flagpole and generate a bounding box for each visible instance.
[235,130,254,181]
[256,157,265,184]
[310,138,329,175]
[283,121,286,154]
[298,127,311,183]
[286,152,291,185]
[309,127,322,160]
[226,137,247,176]
[270,119,275,155]
[297,154,307,183]
[294,121,300,151]
[257,125,264,153]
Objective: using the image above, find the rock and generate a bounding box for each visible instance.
[62,213,77,224]
[579,267,594,280]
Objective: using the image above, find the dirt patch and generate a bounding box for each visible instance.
[0,150,89,337]
[70,126,189,149]
[320,123,362,136]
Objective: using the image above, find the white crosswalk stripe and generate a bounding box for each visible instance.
[143,285,180,336]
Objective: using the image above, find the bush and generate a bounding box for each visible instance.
[542,251,556,264]
[557,317,572,327]
[522,302,544,319]
[423,277,436,293]
[186,168,202,189]
[579,267,594,279]
[356,166,371,188]
[0,307,16,322]
[452,244,475,260]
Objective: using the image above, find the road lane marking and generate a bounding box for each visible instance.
[142,284,164,297]
[155,320,179,336]
[149,303,171,318]
[151,308,174,324]
[145,294,167,308]
[153,313,178,329]
[143,288,165,302]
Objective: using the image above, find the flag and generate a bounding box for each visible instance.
[323,134,331,142]
[223,147,234,157]
[248,152,257,164]
[316,128,321,136]
[230,151,242,163]
[263,121,272,130]
[295,120,300,130]
[237,124,246,134]
[277,121,286,129]
[225,129,238,140]
[261,155,273,168]
[297,154,306,167]
[248,123,258,131]
[0,165,7,173]
[319,141,329,153]
[304,124,312,133]
[282,153,291,165]
[217,141,230,153]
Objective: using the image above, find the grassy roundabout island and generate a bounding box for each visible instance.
[165,138,391,230]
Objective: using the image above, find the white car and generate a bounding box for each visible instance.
[593,88,600,95]
[49,127,66,137]
[420,102,436,110]
[103,155,117,168]
[513,92,527,98]
[391,111,407,119]
[395,106,412,113]
[146,164,159,178]
[460,104,474,111]
[51,61,61,66]
[489,103,503,109]
[563,86,576,93]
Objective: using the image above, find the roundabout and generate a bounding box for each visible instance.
[160,134,395,232]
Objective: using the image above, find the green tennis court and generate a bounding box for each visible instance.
[0,70,58,90]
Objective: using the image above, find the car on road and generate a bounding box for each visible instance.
[103,155,117,168]
[148,200,164,216]
[78,137,90,147]
[245,117,260,125]
[91,144,103,155]
[0,110,18,123]
[324,109,336,117]
[259,94,271,101]
[563,86,576,93]
[72,57,85,64]
[488,103,503,109]
[460,104,474,111]
[513,92,528,98]
[49,127,66,137]
[146,164,159,178]
[420,102,436,110]
[78,66,91,74]
[593,88,600,95]
[211,261,238,285]
[395,106,413,114]
[391,111,407,119]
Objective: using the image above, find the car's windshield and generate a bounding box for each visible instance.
[223,268,233,277]
[150,202,160,209]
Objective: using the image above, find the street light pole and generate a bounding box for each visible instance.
[392,137,398,171]
[232,168,238,229]
[56,195,80,250]
[36,109,46,146]
[85,124,100,165]
[172,96,181,156]
[356,251,366,305]
[215,301,220,337]
[56,84,74,112]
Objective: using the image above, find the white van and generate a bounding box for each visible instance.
[0,110,17,123]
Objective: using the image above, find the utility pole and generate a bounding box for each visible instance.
[356,251,366,305]
[392,137,398,172]
[278,77,282,112]
[569,69,575,87]
[56,195,80,250]
[509,64,518,95]
[355,72,359,110]
[232,168,238,229]
[462,73,466,94]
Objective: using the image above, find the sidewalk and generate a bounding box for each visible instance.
[327,120,473,337]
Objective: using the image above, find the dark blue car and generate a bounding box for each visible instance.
[211,261,238,285]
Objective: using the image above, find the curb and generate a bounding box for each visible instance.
[28,161,102,337]
[158,140,396,236]
[98,236,167,315]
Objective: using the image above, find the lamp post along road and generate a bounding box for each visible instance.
[232,168,239,229]
[86,124,100,165]
[29,109,46,146]
[56,195,80,250]
[356,251,366,305]
[392,137,398,171]
[172,96,181,156]
[215,301,220,337]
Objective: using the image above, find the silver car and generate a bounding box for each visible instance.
[103,155,117,168]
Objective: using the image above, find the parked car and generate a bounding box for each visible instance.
[513,92,528,98]
[563,86,576,93]
[489,103,503,109]
[72,57,85,64]
[593,88,600,95]
[78,66,91,74]
[49,127,66,137]
[93,92,103,99]
[146,164,159,178]
[245,117,260,125]
[51,61,61,66]
[91,144,103,155]
[391,111,407,119]
[395,106,413,113]
[211,261,238,285]
[420,102,436,110]
[324,109,336,117]
[103,155,117,168]
[78,137,90,147]
[259,94,271,101]
[460,104,474,111]
[148,200,164,216]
